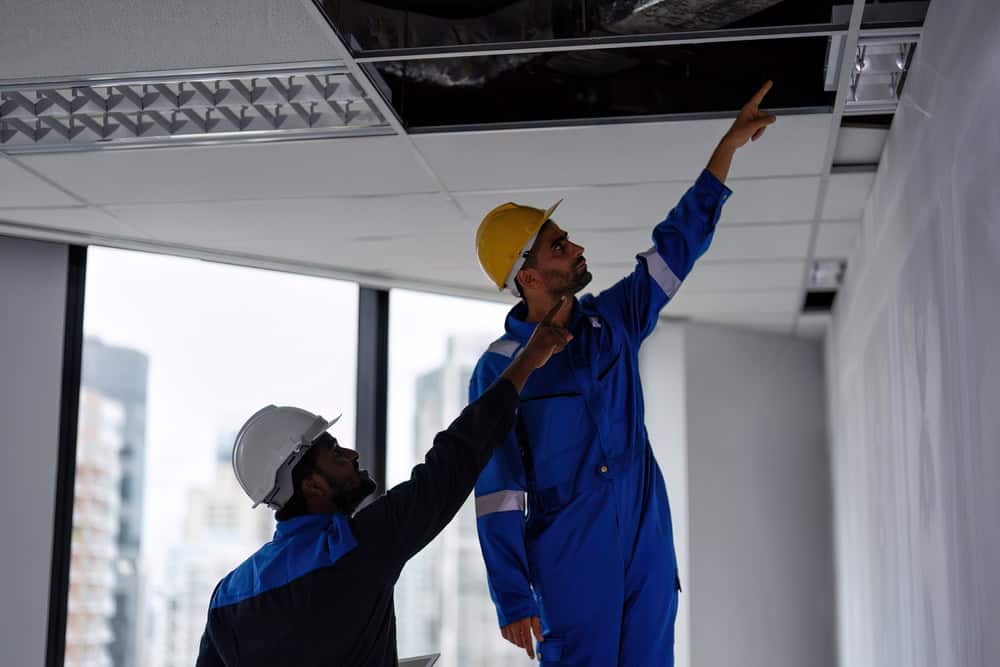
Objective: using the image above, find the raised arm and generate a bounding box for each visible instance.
[353,298,573,570]
[594,82,777,343]
[707,80,777,183]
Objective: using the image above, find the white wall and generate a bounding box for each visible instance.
[683,322,835,667]
[824,1,1000,665]
[0,236,70,667]
[640,322,690,667]
[642,320,834,667]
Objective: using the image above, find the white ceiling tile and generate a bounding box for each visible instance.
[684,311,797,335]
[107,194,464,237]
[821,172,876,220]
[454,176,820,231]
[455,183,689,232]
[574,222,812,266]
[573,228,664,265]
[415,114,832,191]
[721,177,821,224]
[591,260,804,294]
[17,137,439,205]
[0,206,143,239]
[796,313,831,339]
[682,260,806,292]
[666,289,801,316]
[833,126,889,166]
[814,220,861,258]
[0,157,80,207]
[106,194,467,264]
[0,0,335,80]
[700,223,813,261]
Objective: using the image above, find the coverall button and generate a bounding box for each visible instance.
[600,465,608,473]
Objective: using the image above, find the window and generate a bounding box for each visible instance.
[387,289,532,666]
[65,247,358,667]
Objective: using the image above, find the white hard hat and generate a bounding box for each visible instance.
[231,405,341,510]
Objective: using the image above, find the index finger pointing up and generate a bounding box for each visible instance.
[749,80,773,108]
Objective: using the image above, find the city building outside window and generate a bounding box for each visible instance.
[388,289,533,667]
[66,247,358,667]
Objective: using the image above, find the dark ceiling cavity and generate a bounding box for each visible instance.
[803,290,838,313]
[372,37,835,129]
[313,0,923,130]
[840,113,894,129]
[323,0,839,52]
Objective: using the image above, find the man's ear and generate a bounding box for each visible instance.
[300,473,328,500]
[517,267,539,292]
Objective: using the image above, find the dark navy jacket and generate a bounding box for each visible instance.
[196,379,520,667]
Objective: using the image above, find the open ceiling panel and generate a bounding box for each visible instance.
[371,38,835,129]
[323,0,839,52]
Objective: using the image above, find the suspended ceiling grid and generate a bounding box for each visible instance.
[0,0,925,338]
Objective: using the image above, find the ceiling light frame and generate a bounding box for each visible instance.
[0,64,393,153]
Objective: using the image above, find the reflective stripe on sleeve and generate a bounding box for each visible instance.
[638,247,683,298]
[476,490,526,517]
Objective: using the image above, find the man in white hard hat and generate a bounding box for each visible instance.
[195,297,573,667]
[470,83,776,664]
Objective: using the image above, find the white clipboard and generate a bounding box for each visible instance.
[399,654,440,666]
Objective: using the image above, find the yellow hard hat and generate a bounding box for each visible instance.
[476,199,562,296]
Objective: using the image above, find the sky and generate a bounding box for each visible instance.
[82,246,511,581]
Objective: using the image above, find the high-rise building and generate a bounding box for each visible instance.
[81,338,150,667]
[395,336,514,667]
[161,435,274,667]
[65,388,125,667]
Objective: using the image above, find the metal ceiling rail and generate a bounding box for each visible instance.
[794,0,869,335]
[351,23,849,63]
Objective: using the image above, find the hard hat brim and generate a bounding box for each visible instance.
[541,199,563,232]
[500,198,563,295]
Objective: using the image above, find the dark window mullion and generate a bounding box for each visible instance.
[46,245,87,667]
[355,287,389,494]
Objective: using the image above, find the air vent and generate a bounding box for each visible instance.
[803,290,838,313]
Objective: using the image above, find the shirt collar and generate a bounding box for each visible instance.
[274,512,345,540]
[504,298,583,342]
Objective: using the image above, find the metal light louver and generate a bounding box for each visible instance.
[0,65,390,151]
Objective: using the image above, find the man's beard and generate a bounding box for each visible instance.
[330,472,378,515]
[545,264,592,295]
[573,267,593,292]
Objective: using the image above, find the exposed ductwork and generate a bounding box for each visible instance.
[332,0,787,87]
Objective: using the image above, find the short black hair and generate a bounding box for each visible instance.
[274,445,320,522]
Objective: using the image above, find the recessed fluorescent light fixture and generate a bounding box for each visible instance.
[0,65,391,152]
[809,258,847,289]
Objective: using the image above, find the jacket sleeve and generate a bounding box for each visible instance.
[195,626,225,667]
[352,376,520,570]
[595,169,732,344]
[471,355,539,628]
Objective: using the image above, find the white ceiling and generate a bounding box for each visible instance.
[14,138,440,204]
[0,0,336,80]
[0,2,886,338]
[412,114,833,190]
[0,118,876,337]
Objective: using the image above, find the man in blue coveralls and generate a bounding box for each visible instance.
[470,82,777,665]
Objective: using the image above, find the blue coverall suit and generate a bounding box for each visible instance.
[470,170,731,665]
